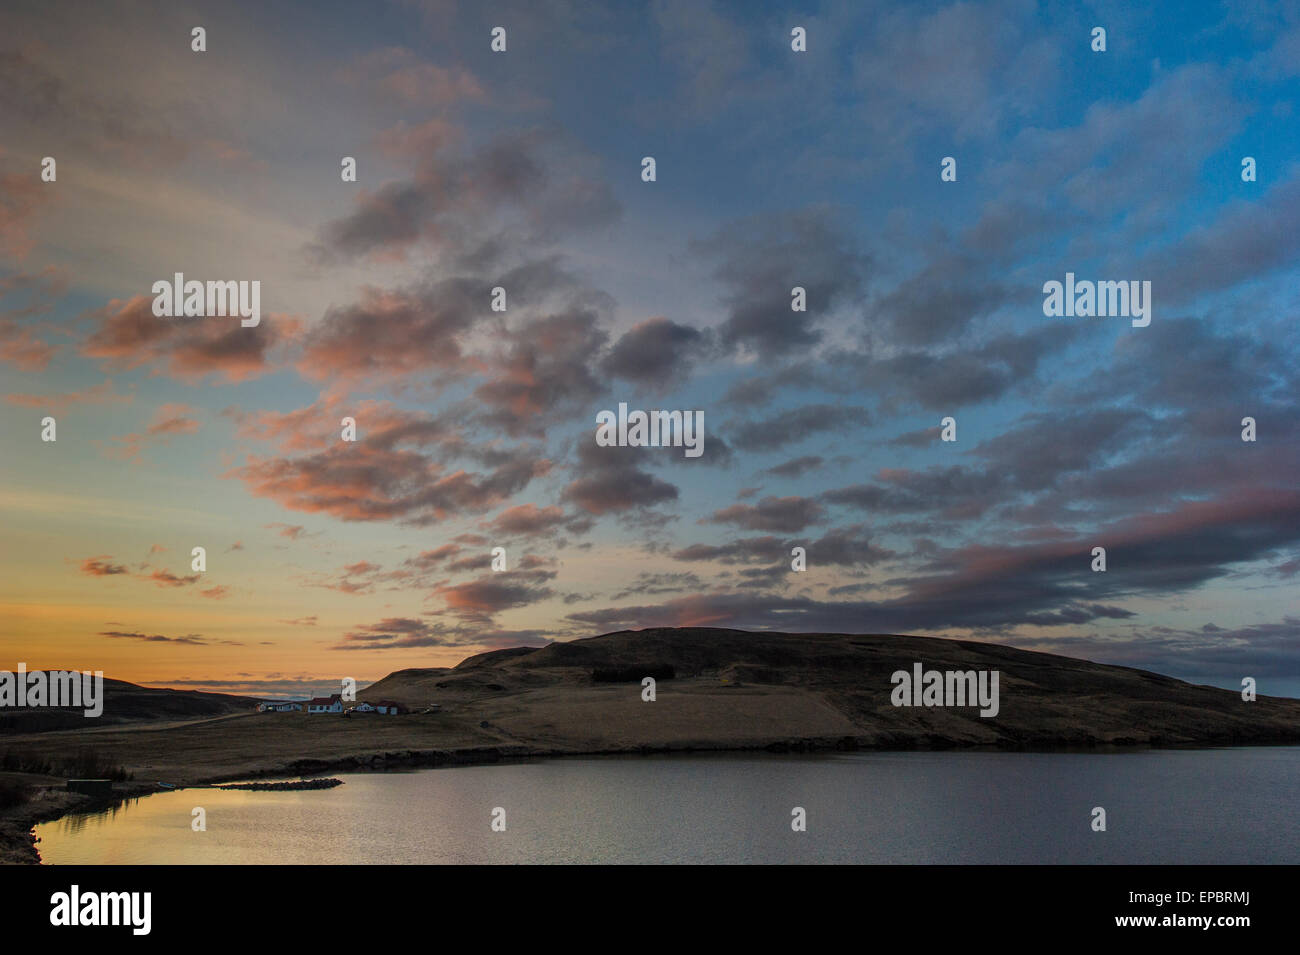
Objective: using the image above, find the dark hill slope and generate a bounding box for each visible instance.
[0,676,255,733]
[361,628,1300,748]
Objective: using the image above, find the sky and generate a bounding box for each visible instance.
[1,0,1297,700]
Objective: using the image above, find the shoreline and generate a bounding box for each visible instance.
[11,626,1300,864]
[12,734,1300,865]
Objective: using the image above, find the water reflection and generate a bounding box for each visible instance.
[35,748,1300,865]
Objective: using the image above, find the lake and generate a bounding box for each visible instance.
[35,747,1300,864]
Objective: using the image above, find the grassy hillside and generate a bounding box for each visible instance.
[2,629,1296,795]
[0,675,255,733]
[360,627,1300,748]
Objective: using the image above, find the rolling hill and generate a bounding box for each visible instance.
[0,676,256,734]
[358,627,1300,749]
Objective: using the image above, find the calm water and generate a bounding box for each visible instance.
[36,747,1300,864]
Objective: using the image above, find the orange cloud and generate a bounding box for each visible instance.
[81,295,301,383]
[80,555,129,576]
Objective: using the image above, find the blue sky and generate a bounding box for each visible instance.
[0,0,1297,699]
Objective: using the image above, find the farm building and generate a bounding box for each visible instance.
[306,694,344,714]
[375,701,406,715]
[258,700,304,712]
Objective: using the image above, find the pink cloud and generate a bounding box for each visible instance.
[81,295,301,383]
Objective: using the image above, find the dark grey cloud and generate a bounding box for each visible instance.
[870,250,1022,347]
[691,206,868,359]
[611,571,707,600]
[721,362,816,409]
[805,524,896,567]
[432,571,557,624]
[98,630,211,645]
[571,489,1300,636]
[474,309,610,436]
[1004,617,1300,689]
[675,525,893,570]
[562,439,680,515]
[230,428,550,528]
[849,324,1082,412]
[730,403,867,452]
[330,611,551,652]
[703,495,825,533]
[967,408,1156,492]
[907,489,1300,619]
[602,316,707,385]
[333,617,457,650]
[886,426,941,448]
[672,535,785,565]
[484,503,591,540]
[1080,315,1295,417]
[310,128,619,265]
[761,455,824,479]
[823,466,1005,519]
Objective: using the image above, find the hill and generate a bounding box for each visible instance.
[357,627,1300,749]
[0,675,256,734]
[3,628,1297,798]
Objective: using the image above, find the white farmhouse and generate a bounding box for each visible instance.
[306,694,344,714]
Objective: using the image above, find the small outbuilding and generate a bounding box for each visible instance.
[259,700,303,712]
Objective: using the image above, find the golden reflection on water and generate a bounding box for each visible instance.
[33,751,1300,865]
[39,787,300,865]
